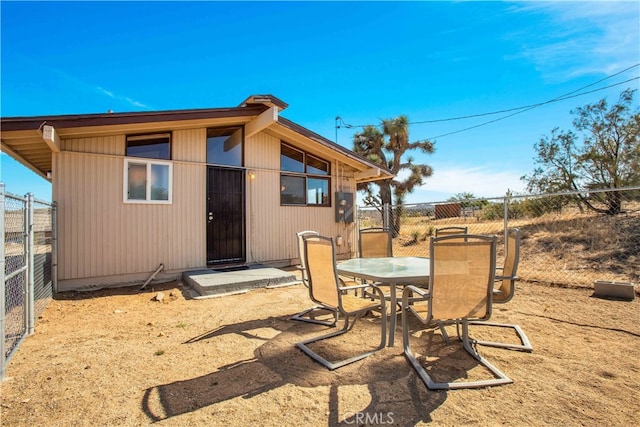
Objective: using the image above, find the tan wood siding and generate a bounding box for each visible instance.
[61,135,125,155]
[173,128,206,162]
[52,127,359,286]
[53,135,206,282]
[245,132,358,263]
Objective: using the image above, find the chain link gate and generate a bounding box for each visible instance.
[1,183,56,379]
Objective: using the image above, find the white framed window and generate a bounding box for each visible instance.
[123,158,173,204]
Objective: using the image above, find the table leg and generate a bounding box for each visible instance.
[388,283,397,347]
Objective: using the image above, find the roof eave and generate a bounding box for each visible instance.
[0,105,268,132]
[275,117,394,181]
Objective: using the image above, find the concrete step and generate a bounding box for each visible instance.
[182,264,300,298]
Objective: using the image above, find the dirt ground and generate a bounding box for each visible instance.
[1,273,639,426]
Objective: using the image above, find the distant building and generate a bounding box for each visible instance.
[435,203,462,219]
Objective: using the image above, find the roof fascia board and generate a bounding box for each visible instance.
[355,168,382,181]
[238,94,288,112]
[0,105,266,132]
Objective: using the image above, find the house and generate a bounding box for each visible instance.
[1,95,393,291]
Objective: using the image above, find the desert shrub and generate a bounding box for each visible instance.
[481,203,504,220]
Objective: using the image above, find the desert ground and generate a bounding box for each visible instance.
[1,272,639,426]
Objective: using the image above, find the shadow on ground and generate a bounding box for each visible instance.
[139,312,504,424]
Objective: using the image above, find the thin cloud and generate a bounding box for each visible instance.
[97,87,115,98]
[124,97,148,108]
[22,58,151,111]
[97,86,149,109]
[507,1,640,81]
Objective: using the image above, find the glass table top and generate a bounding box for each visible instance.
[337,256,430,283]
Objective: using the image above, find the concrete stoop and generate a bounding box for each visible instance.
[182,264,300,298]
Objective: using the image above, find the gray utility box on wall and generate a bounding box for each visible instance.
[335,192,354,223]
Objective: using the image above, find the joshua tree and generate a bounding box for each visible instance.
[353,115,435,234]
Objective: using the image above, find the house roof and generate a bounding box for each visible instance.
[0,95,392,183]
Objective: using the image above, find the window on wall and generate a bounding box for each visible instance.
[126,133,171,159]
[124,133,173,204]
[206,126,243,166]
[280,143,330,206]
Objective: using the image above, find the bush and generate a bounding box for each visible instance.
[480,203,504,220]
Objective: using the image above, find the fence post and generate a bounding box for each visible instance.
[52,201,58,293]
[26,193,35,335]
[504,190,511,251]
[0,183,6,379]
[383,203,390,230]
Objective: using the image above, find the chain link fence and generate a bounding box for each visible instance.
[357,186,640,289]
[1,183,56,378]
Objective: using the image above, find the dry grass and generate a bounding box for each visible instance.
[390,207,639,286]
[1,274,639,426]
[2,206,639,425]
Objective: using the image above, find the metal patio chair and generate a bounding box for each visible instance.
[469,228,533,352]
[296,235,387,370]
[290,230,339,326]
[435,226,468,240]
[359,227,393,258]
[359,227,400,309]
[402,234,513,389]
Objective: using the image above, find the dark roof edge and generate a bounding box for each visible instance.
[277,116,392,175]
[238,94,288,111]
[0,105,268,132]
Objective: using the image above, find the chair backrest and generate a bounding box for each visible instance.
[435,226,468,241]
[296,230,320,285]
[359,227,393,258]
[428,234,496,323]
[494,228,520,304]
[303,235,340,308]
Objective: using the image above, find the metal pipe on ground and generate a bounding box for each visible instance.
[140,263,165,290]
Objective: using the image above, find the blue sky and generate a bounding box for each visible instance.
[1,1,639,204]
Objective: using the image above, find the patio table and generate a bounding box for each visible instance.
[337,256,429,346]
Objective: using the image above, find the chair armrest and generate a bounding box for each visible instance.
[402,285,431,323]
[340,283,387,313]
[338,283,378,293]
[402,285,430,305]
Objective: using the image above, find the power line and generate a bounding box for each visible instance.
[415,62,640,125]
[335,63,640,136]
[425,76,639,140]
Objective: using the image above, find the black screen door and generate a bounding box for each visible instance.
[207,167,246,265]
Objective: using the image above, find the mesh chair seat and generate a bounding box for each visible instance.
[340,294,385,313]
[402,234,513,390]
[359,227,395,303]
[295,235,387,370]
[290,230,338,326]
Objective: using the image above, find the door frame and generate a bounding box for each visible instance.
[206,166,246,266]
